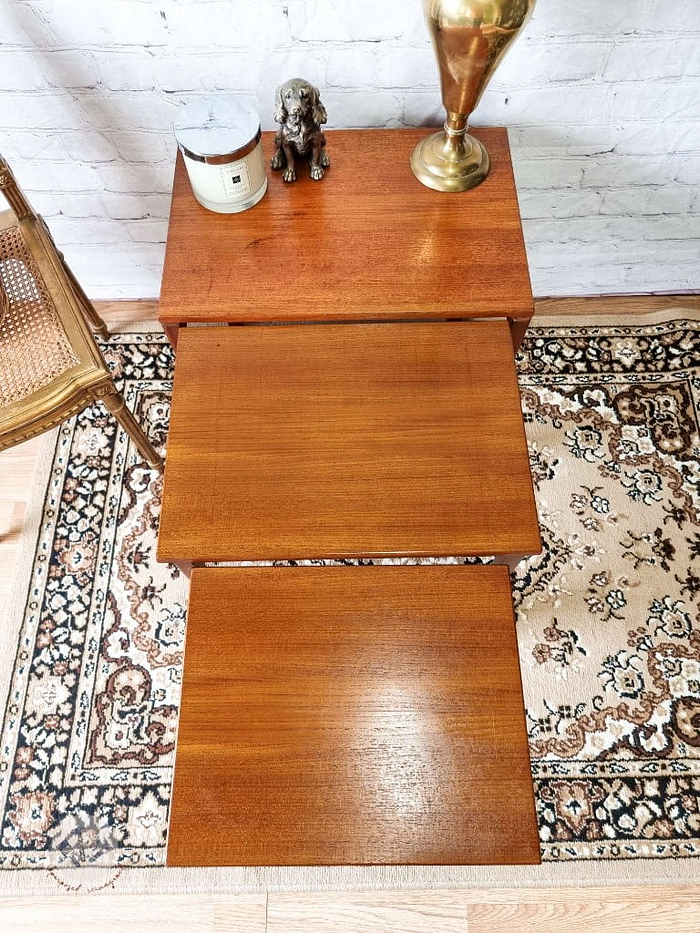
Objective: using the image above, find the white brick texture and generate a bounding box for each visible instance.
[0,0,698,298]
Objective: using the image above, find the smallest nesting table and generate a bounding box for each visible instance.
[167,565,540,866]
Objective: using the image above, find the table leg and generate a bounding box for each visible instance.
[163,324,180,348]
[173,559,192,580]
[509,317,530,353]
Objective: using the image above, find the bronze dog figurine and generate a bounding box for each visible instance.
[271,78,330,183]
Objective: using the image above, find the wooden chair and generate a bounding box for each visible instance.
[0,156,162,468]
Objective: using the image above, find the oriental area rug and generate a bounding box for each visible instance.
[0,310,698,895]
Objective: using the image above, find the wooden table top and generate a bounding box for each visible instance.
[157,320,540,563]
[158,127,533,327]
[167,564,541,866]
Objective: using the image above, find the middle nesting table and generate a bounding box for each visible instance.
[157,319,540,566]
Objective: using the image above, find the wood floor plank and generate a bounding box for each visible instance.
[266,888,700,933]
[267,890,469,933]
[466,898,700,933]
[0,894,267,933]
[455,886,700,903]
[533,294,700,317]
[4,889,700,933]
[0,435,43,619]
[95,299,160,326]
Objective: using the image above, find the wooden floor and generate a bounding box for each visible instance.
[3,887,700,932]
[1,296,700,931]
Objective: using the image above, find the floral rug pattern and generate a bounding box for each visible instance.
[0,317,698,870]
[515,318,700,861]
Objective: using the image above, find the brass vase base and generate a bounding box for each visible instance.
[410,130,491,193]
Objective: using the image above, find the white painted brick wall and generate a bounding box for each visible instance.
[1,0,698,298]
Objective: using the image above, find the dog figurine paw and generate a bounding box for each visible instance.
[271,78,330,183]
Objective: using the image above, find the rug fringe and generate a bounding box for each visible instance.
[1,857,700,896]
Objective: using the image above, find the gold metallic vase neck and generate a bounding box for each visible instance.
[412,0,537,192]
[444,112,467,135]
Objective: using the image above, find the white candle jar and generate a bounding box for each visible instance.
[174,96,268,214]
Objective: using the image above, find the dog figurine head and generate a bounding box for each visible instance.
[273,78,327,128]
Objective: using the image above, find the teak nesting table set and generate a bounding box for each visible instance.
[157,128,542,867]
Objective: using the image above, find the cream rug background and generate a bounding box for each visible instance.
[0,310,698,895]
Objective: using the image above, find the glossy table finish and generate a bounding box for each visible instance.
[157,320,541,565]
[158,128,533,346]
[166,564,541,866]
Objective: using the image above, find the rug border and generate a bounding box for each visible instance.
[0,320,168,734]
[2,314,700,895]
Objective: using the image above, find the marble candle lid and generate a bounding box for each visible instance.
[174,96,261,163]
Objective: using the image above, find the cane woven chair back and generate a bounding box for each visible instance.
[0,156,161,468]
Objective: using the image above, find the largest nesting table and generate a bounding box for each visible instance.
[158,128,542,866]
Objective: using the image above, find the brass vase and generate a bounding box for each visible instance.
[411,0,537,192]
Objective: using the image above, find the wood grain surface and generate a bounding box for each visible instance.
[0,434,41,619]
[266,888,700,933]
[5,888,700,933]
[0,894,267,933]
[533,294,700,317]
[158,128,533,327]
[167,564,540,867]
[157,320,541,563]
[267,891,467,932]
